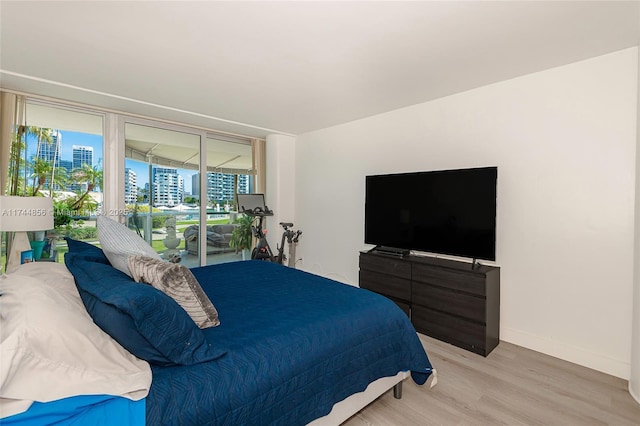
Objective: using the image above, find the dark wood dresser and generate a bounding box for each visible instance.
[359,251,500,356]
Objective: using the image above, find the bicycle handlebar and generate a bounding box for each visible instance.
[242,206,274,216]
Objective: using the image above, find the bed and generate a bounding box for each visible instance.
[1,236,434,425]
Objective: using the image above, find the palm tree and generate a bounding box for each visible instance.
[69,164,103,210]
[48,167,69,197]
[7,131,26,195]
[27,126,54,159]
[30,157,53,196]
[26,126,56,194]
[48,132,62,196]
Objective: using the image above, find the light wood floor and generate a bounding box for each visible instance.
[344,334,640,425]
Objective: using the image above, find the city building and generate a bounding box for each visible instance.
[124,168,137,204]
[59,159,73,175]
[31,130,62,190]
[70,145,94,192]
[192,172,250,204]
[36,130,61,167]
[152,167,183,207]
[72,145,93,169]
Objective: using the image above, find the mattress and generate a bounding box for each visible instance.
[147,260,433,425]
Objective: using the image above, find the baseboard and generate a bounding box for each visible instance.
[629,382,640,405]
[501,327,630,380]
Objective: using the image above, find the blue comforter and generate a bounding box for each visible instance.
[147,261,433,425]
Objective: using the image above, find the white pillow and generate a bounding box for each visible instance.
[0,272,152,418]
[97,215,161,276]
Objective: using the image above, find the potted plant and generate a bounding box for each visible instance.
[229,214,254,259]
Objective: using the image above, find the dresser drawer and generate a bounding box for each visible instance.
[412,306,487,355]
[413,282,486,323]
[412,263,485,296]
[359,269,411,301]
[359,253,411,279]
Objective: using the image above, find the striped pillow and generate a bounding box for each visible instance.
[127,255,220,329]
[97,215,161,277]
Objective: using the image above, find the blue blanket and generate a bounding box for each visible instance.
[147,261,433,425]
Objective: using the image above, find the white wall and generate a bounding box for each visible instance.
[265,134,296,250]
[630,35,640,401]
[294,48,638,379]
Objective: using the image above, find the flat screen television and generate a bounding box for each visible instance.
[365,166,497,261]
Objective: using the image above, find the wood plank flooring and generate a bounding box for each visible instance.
[343,334,640,425]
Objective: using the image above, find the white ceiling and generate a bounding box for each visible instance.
[1,1,639,138]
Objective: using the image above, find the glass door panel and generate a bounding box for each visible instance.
[203,136,254,265]
[124,122,200,266]
[23,102,104,262]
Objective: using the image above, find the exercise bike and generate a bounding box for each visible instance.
[276,222,302,267]
[247,206,276,262]
[237,194,302,266]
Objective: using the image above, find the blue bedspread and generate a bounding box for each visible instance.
[147,261,432,425]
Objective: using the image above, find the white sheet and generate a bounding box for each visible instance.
[0,263,152,418]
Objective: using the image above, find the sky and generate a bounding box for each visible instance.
[27,129,196,194]
[27,130,102,167]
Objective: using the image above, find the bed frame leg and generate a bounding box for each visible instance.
[393,382,402,399]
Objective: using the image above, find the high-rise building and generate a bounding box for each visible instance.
[31,130,63,191]
[36,130,62,167]
[124,168,138,204]
[152,167,183,207]
[59,159,73,174]
[69,145,94,192]
[237,174,250,194]
[56,159,73,192]
[192,172,250,203]
[72,145,93,169]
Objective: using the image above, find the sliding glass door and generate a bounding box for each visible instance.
[124,121,201,265]
[202,135,254,265]
[122,119,257,267]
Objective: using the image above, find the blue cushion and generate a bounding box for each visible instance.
[64,237,110,264]
[64,253,226,366]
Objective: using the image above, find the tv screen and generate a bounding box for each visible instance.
[365,167,497,261]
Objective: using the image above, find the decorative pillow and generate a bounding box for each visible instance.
[64,253,225,366]
[96,215,160,276]
[127,255,220,329]
[65,237,111,264]
[0,272,151,418]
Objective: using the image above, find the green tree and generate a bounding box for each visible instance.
[30,157,53,195]
[27,126,54,159]
[183,196,198,205]
[26,127,55,191]
[53,198,74,232]
[48,167,69,197]
[7,130,26,195]
[69,164,103,210]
